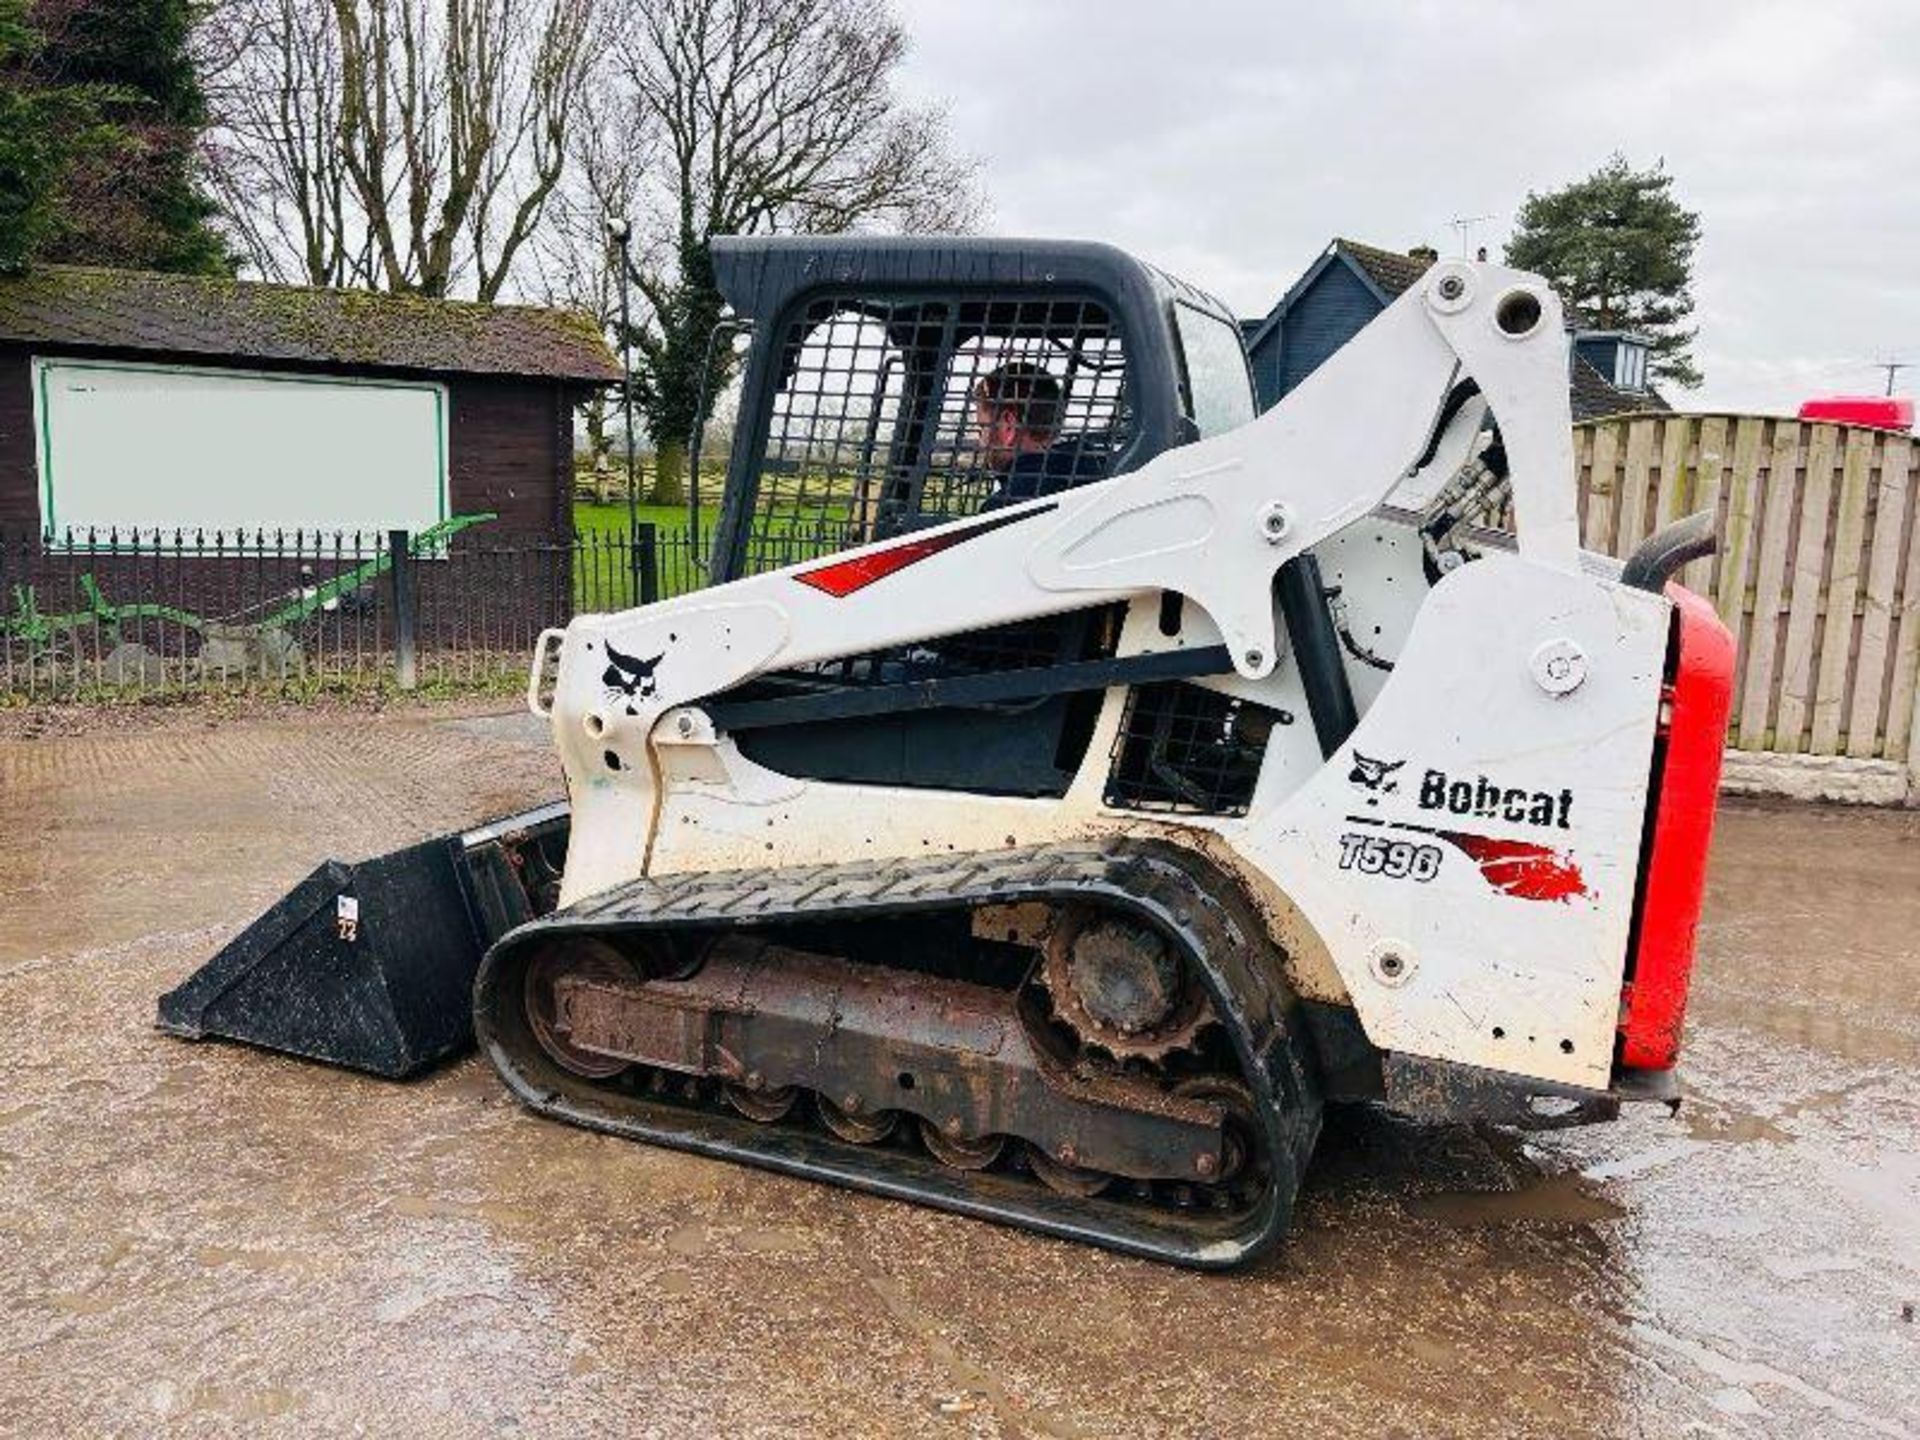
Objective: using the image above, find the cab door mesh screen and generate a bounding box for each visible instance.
[748,303,907,574]
[743,294,1133,577]
[919,300,1130,520]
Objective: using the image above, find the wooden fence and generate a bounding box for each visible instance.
[1575,414,1920,766]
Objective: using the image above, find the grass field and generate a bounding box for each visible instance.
[570,473,865,609]
[572,499,720,537]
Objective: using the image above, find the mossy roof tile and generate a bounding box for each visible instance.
[0,265,621,384]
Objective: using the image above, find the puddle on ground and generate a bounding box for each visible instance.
[46,1290,119,1316]
[194,1245,323,1277]
[664,1221,815,1258]
[154,1382,303,1428]
[658,1269,696,1297]
[1404,1170,1626,1226]
[1680,1107,1791,1144]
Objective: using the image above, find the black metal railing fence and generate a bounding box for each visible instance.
[0,519,852,700]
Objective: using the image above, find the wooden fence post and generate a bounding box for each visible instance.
[1906,681,1920,799]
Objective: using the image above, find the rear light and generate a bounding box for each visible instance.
[1618,584,1735,1070]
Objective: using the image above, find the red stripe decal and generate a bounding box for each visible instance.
[1346,814,1590,904]
[1436,831,1589,903]
[793,529,972,597]
[792,505,1055,598]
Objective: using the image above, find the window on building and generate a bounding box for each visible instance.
[1615,342,1649,393]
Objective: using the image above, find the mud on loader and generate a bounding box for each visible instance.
[159,237,1734,1268]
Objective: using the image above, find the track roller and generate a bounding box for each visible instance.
[1026,1143,1112,1198]
[725,1084,798,1123]
[522,941,635,1080]
[919,1120,1006,1171]
[817,1096,899,1145]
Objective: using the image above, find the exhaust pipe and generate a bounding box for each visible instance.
[1622,510,1717,593]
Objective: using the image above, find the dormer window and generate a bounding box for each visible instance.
[1615,340,1649,393]
[1572,330,1654,399]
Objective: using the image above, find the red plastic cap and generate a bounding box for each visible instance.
[1797,396,1914,431]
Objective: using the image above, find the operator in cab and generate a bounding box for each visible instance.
[973,362,1107,510]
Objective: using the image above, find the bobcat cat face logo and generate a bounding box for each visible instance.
[1348,752,1406,805]
[602,642,665,706]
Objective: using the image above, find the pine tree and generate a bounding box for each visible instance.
[0,0,102,272]
[20,0,229,273]
[1505,154,1703,389]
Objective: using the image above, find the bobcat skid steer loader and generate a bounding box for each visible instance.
[160,237,1733,1268]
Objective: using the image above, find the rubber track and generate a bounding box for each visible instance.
[474,838,1323,1269]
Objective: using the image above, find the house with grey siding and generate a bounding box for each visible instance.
[1240,238,1668,421]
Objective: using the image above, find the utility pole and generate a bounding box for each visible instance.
[1449,214,1495,259]
[1876,358,1911,396]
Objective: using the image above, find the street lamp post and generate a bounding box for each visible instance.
[607,217,640,600]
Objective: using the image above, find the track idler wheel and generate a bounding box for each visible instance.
[919,1118,1005,1171]
[817,1095,899,1145]
[522,940,638,1080]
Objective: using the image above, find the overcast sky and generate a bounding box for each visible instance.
[891,1,1920,415]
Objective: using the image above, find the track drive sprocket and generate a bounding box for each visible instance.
[1038,910,1214,1063]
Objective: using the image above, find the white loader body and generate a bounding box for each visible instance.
[534,260,1671,1095]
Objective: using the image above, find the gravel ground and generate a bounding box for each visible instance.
[0,706,1914,1437]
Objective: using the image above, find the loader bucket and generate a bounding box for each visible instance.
[157,802,568,1079]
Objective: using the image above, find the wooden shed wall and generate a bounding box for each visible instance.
[449,375,574,534]
[0,351,35,531]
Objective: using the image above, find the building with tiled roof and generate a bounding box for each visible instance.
[1239,239,1669,422]
[0,265,619,539]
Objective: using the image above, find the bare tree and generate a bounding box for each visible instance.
[525,75,649,483]
[203,0,600,300]
[199,0,362,285]
[598,0,982,503]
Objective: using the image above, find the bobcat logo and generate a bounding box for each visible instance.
[1348,752,1406,806]
[602,642,665,705]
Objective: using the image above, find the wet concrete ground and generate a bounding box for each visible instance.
[0,707,1914,1437]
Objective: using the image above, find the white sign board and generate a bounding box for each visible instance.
[33,359,449,538]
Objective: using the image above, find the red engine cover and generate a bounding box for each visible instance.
[1618,584,1735,1070]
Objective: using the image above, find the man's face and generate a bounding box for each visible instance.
[974,399,1021,470]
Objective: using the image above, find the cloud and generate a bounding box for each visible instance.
[893,0,1920,413]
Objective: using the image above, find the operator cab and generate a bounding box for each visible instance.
[706,236,1255,578]
[701,237,1259,797]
